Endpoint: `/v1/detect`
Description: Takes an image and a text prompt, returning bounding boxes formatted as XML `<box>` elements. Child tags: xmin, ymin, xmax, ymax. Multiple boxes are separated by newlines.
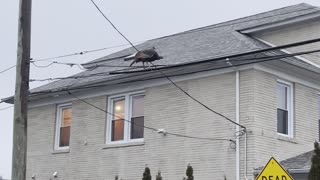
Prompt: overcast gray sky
<box><xmin>1</xmin><ymin>0</ymin><xmax>320</xmax><ymax>178</ymax></box>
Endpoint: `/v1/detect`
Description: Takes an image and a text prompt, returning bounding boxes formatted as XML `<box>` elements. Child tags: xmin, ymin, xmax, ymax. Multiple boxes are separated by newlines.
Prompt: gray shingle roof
<box><xmin>22</xmin><ymin>3</ymin><xmax>320</xmax><ymax>96</ymax></box>
<box><xmin>255</xmin><ymin>150</ymin><xmax>313</xmax><ymax>173</ymax></box>
<box><xmin>280</xmin><ymin>151</ymin><xmax>313</xmax><ymax>170</ymax></box>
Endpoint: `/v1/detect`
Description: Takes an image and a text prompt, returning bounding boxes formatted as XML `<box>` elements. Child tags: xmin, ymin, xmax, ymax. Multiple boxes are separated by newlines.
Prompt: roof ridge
<box><xmin>154</xmin><ymin>3</ymin><xmax>317</xmax><ymax>40</ymax></box>
<box><xmin>210</xmin><ymin>3</ymin><xmax>316</xmax><ymax>27</ymax></box>
<box><xmin>83</xmin><ymin>3</ymin><xmax>318</xmax><ymax>67</ymax></box>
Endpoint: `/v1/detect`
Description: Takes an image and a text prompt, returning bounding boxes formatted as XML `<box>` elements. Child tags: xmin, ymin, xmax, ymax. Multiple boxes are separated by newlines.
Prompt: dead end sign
<box><xmin>256</xmin><ymin>157</ymin><xmax>293</xmax><ymax>180</ymax></box>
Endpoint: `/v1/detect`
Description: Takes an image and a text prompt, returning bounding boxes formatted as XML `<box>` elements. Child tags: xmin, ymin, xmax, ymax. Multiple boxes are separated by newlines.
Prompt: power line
<box><xmin>109</xmin><ymin>38</ymin><xmax>320</xmax><ymax>74</ymax></box>
<box><xmin>30</xmin><ymin>48</ymin><xmax>320</xmax><ymax>130</ymax></box>
<box><xmin>149</xmin><ymin>62</ymin><xmax>246</xmax><ymax>129</ymax></box>
<box><xmin>19</xmin><ymin>50</ymin><xmax>318</xmax><ymax>129</ymax></box>
<box><xmin>31</xmin><ymin>61</ymin><xmax>56</xmax><ymax>68</ymax></box>
<box><xmin>1</xmin><ymin>7</ymin><xmax>318</xmax><ymax>75</ymax></box>
<box><xmin>28</xmin><ymin>64</ymin><xmax>171</xmax><ymax>82</ymax></box>
<box><xmin>31</xmin><ymin>61</ymin><xmax>86</xmax><ymax>70</ymax></box>
<box><xmin>52</xmin><ymin>46</ymin><xmax>320</xmax><ymax>134</ymax></box>
<box><xmin>31</xmin><ymin>60</ymin><xmax>168</xmax><ymax>71</ymax></box>
<box><xmin>110</xmin><ymin>48</ymin><xmax>320</xmax><ymax>74</ymax></box>
<box><xmin>0</xmin><ymin>106</ymin><xmax>14</xmax><ymax>111</ymax></box>
<box><xmin>0</xmin><ymin>65</ymin><xmax>16</xmax><ymax>74</ymax></box>
<box><xmin>29</xmin><ymin>47</ymin><xmax>320</xmax><ymax>82</ymax></box>
<box><xmin>0</xmin><ymin>42</ymin><xmax>144</xmax><ymax>75</ymax></box>
<box><xmin>27</xmin><ymin>47</ymin><xmax>320</xmax><ymax>96</ymax></box>
<box><xmin>86</xmin><ymin>63</ymin><xmax>168</xmax><ymax>69</ymax></box>
<box><xmin>73</xmin><ymin>6</ymin><xmax>319</xmax><ymax>66</ymax></box>
<box><xmin>29</xmin><ymin>69</ymin><xmax>130</xmax><ymax>82</ymax></box>
<box><xmin>31</xmin><ymin>42</ymin><xmax>143</xmax><ymax>62</ymax></box>
<box><xmin>32</xmin><ymin>52</ymin><xmax>86</xmax><ymax>62</ymax></box>
<box><xmin>67</xmin><ymin>90</ymin><xmax>233</xmax><ymax>142</ymax></box>
<box><xmin>89</xmin><ymin>0</ymin><xmax>139</xmax><ymax>52</ymax></box>
<box><xmin>8</xmin><ymin>38</ymin><xmax>320</xmax><ymax>110</ymax></box>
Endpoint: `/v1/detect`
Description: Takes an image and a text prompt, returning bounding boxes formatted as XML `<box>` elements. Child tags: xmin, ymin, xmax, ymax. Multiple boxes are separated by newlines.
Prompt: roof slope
<box><xmin>255</xmin><ymin>150</ymin><xmax>313</xmax><ymax>172</ymax></box>
<box><xmin>30</xmin><ymin>3</ymin><xmax>320</xmax><ymax>94</ymax></box>
<box><xmin>280</xmin><ymin>150</ymin><xmax>313</xmax><ymax>170</ymax></box>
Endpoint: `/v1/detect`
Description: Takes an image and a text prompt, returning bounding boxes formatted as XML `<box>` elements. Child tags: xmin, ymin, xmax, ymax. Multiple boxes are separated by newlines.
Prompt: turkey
<box><xmin>125</xmin><ymin>47</ymin><xmax>163</xmax><ymax>67</ymax></box>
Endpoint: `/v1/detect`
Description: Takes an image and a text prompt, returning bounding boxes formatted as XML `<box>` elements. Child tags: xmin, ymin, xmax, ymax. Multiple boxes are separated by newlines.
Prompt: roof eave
<box><xmin>240</xmin><ymin>11</ymin><xmax>320</xmax><ymax>34</ymax></box>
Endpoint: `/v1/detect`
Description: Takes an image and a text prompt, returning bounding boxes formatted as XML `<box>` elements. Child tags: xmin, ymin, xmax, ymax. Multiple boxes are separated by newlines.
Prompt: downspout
<box><xmin>244</xmin><ymin>129</ymin><xmax>249</xmax><ymax>180</ymax></box>
<box><xmin>236</xmin><ymin>70</ymin><xmax>240</xmax><ymax>180</ymax></box>
<box><xmin>236</xmin><ymin>70</ymin><xmax>249</xmax><ymax>180</ymax></box>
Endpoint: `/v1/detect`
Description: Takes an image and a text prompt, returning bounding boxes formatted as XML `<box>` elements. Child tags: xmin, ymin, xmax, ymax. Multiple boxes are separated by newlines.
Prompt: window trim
<box><xmin>106</xmin><ymin>91</ymin><xmax>145</xmax><ymax>144</ymax></box>
<box><xmin>54</xmin><ymin>103</ymin><xmax>72</xmax><ymax>150</ymax></box>
<box><xmin>276</xmin><ymin>79</ymin><xmax>293</xmax><ymax>137</ymax></box>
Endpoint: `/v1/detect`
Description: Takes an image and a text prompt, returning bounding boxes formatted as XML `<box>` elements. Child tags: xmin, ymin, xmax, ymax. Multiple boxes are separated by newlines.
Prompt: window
<box><xmin>55</xmin><ymin>104</ymin><xmax>72</xmax><ymax>149</ymax></box>
<box><xmin>107</xmin><ymin>93</ymin><xmax>144</xmax><ymax>143</ymax></box>
<box><xmin>276</xmin><ymin>80</ymin><xmax>293</xmax><ymax>136</ymax></box>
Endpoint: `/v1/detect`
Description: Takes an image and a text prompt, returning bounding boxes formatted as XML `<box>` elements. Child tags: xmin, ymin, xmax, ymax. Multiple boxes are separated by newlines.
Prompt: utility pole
<box><xmin>12</xmin><ymin>0</ymin><xmax>32</xmax><ymax>180</ymax></box>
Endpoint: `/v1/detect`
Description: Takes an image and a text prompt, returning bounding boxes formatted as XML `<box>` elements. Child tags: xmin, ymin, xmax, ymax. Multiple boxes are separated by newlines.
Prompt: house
<box><xmin>3</xmin><ymin>3</ymin><xmax>320</xmax><ymax>180</ymax></box>
<box><xmin>254</xmin><ymin>150</ymin><xmax>314</xmax><ymax>180</ymax></box>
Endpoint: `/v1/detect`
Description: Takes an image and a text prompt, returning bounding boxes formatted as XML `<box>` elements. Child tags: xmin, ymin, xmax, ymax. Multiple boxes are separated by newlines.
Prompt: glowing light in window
<box><xmin>115</xmin><ymin>105</ymin><xmax>122</xmax><ymax>111</ymax></box>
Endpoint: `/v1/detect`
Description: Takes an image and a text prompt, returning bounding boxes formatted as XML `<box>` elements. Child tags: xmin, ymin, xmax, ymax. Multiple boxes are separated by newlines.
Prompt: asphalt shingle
<box><xmin>26</xmin><ymin>3</ymin><xmax>320</xmax><ymax>94</ymax></box>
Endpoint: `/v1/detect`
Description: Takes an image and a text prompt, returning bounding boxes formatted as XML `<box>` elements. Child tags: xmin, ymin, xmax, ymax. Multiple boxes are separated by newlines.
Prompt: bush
<box><xmin>185</xmin><ymin>164</ymin><xmax>194</xmax><ymax>180</ymax></box>
<box><xmin>143</xmin><ymin>167</ymin><xmax>152</xmax><ymax>180</ymax></box>
<box><xmin>309</xmin><ymin>141</ymin><xmax>320</xmax><ymax>180</ymax></box>
<box><xmin>156</xmin><ymin>171</ymin><xmax>162</xmax><ymax>180</ymax></box>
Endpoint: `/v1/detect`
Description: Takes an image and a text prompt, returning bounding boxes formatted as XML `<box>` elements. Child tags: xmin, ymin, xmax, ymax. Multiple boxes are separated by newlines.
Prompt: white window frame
<box><xmin>276</xmin><ymin>79</ymin><xmax>294</xmax><ymax>137</ymax></box>
<box><xmin>54</xmin><ymin>103</ymin><xmax>72</xmax><ymax>150</ymax></box>
<box><xmin>106</xmin><ymin>91</ymin><xmax>144</xmax><ymax>144</ymax></box>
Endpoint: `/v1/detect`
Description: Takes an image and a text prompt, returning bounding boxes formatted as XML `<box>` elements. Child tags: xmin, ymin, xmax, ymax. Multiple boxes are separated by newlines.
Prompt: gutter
<box><xmin>287</xmin><ymin>168</ymin><xmax>310</xmax><ymax>174</ymax></box>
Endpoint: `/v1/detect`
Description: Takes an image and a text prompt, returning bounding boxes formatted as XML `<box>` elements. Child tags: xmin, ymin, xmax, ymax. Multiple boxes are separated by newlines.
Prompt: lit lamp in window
<box><xmin>115</xmin><ymin>105</ymin><xmax>122</xmax><ymax>112</ymax></box>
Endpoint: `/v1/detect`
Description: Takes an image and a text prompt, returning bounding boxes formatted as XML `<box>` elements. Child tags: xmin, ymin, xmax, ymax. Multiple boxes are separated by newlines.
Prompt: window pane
<box><xmin>112</xmin><ymin>119</ymin><xmax>124</xmax><ymax>141</ymax></box>
<box><xmin>113</xmin><ymin>99</ymin><xmax>125</xmax><ymax>120</ymax></box>
<box><xmin>112</xmin><ymin>99</ymin><xmax>125</xmax><ymax>141</ymax></box>
<box><xmin>132</xmin><ymin>95</ymin><xmax>144</xmax><ymax>117</ymax></box>
<box><xmin>131</xmin><ymin>95</ymin><xmax>144</xmax><ymax>139</ymax></box>
<box><xmin>277</xmin><ymin>84</ymin><xmax>287</xmax><ymax>110</ymax></box>
<box><xmin>60</xmin><ymin>126</ymin><xmax>70</xmax><ymax>147</ymax></box>
<box><xmin>277</xmin><ymin>108</ymin><xmax>288</xmax><ymax>134</ymax></box>
<box><xmin>59</xmin><ymin>107</ymin><xmax>72</xmax><ymax>147</ymax></box>
<box><xmin>131</xmin><ymin>117</ymin><xmax>144</xmax><ymax>139</ymax></box>
<box><xmin>61</xmin><ymin>108</ymin><xmax>72</xmax><ymax>127</ymax></box>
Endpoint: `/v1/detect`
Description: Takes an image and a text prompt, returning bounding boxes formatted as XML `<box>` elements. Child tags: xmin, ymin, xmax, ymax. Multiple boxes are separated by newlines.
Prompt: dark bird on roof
<box><xmin>125</xmin><ymin>47</ymin><xmax>163</xmax><ymax>67</ymax></box>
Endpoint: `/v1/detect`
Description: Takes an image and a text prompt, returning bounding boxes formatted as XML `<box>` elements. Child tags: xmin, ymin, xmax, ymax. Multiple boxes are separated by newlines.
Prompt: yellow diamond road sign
<box><xmin>256</xmin><ymin>157</ymin><xmax>293</xmax><ymax>180</ymax></box>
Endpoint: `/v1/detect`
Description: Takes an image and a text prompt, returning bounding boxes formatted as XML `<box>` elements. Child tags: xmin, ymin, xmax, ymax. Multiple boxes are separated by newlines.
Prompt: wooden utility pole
<box><xmin>12</xmin><ymin>0</ymin><xmax>32</xmax><ymax>180</ymax></box>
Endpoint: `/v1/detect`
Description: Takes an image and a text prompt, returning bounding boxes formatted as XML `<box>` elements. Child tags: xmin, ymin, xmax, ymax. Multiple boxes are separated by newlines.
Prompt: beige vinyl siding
<box><xmin>244</xmin><ymin>70</ymin><xmax>319</xmax><ymax>179</ymax></box>
<box><xmin>26</xmin><ymin>68</ymin><xmax>320</xmax><ymax>180</ymax></box>
<box><xmin>26</xmin><ymin>73</ymin><xmax>237</xmax><ymax>180</ymax></box>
